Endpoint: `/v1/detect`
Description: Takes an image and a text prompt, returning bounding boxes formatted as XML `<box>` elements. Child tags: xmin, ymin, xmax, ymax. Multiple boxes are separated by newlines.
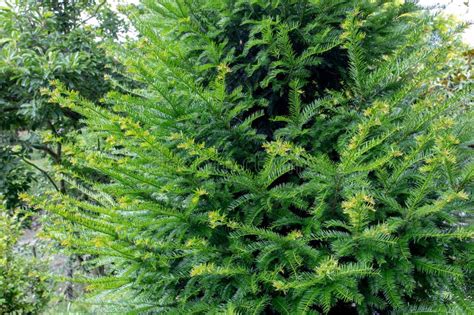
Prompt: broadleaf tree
<box><xmin>0</xmin><ymin>0</ymin><xmax>126</xmax><ymax>207</ymax></box>
<box><xmin>0</xmin><ymin>0</ymin><xmax>128</xmax><ymax>309</ymax></box>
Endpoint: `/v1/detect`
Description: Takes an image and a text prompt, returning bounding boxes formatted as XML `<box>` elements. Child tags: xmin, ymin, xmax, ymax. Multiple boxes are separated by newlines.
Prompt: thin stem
<box><xmin>22</xmin><ymin>157</ymin><xmax>60</xmax><ymax>192</ymax></box>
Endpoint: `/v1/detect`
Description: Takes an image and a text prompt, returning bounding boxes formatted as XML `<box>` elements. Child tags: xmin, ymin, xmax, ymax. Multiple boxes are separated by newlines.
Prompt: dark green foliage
<box><xmin>33</xmin><ymin>0</ymin><xmax>473</xmax><ymax>313</ymax></box>
<box><xmin>0</xmin><ymin>145</ymin><xmax>33</xmax><ymax>209</ymax></box>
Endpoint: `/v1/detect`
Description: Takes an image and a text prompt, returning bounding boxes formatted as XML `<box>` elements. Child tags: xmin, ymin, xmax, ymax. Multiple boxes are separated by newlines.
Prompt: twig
<box><xmin>79</xmin><ymin>0</ymin><xmax>107</xmax><ymax>26</ymax></box>
<box><xmin>22</xmin><ymin>157</ymin><xmax>60</xmax><ymax>192</ymax></box>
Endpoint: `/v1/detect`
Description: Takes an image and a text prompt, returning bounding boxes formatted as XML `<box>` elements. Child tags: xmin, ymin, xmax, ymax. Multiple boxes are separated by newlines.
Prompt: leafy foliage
<box><xmin>0</xmin><ymin>145</ymin><xmax>34</xmax><ymax>209</ymax></box>
<box><xmin>0</xmin><ymin>0</ymin><xmax>127</xmax><ymax>208</ymax></box>
<box><xmin>32</xmin><ymin>0</ymin><xmax>473</xmax><ymax>313</ymax></box>
<box><xmin>0</xmin><ymin>200</ymin><xmax>51</xmax><ymax>313</ymax></box>
<box><xmin>0</xmin><ymin>0</ymin><xmax>129</xmax><ymax>309</ymax></box>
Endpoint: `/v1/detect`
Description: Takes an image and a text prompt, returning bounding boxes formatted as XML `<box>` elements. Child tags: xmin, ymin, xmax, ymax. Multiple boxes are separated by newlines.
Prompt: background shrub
<box><xmin>0</xmin><ymin>201</ymin><xmax>50</xmax><ymax>313</ymax></box>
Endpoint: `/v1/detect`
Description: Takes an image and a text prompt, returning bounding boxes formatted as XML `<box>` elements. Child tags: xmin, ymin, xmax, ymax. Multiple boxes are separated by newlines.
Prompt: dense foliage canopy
<box><xmin>22</xmin><ymin>0</ymin><xmax>474</xmax><ymax>313</ymax></box>
<box><xmin>0</xmin><ymin>0</ymin><xmax>125</xmax><ymax>208</ymax></box>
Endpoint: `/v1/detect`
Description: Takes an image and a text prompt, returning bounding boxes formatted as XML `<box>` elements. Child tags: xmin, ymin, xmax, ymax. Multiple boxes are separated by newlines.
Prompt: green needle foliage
<box><xmin>30</xmin><ymin>0</ymin><xmax>473</xmax><ymax>313</ymax></box>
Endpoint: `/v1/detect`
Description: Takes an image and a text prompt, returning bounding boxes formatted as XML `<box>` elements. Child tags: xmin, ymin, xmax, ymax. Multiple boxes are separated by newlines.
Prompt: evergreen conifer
<box><xmin>30</xmin><ymin>0</ymin><xmax>473</xmax><ymax>313</ymax></box>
